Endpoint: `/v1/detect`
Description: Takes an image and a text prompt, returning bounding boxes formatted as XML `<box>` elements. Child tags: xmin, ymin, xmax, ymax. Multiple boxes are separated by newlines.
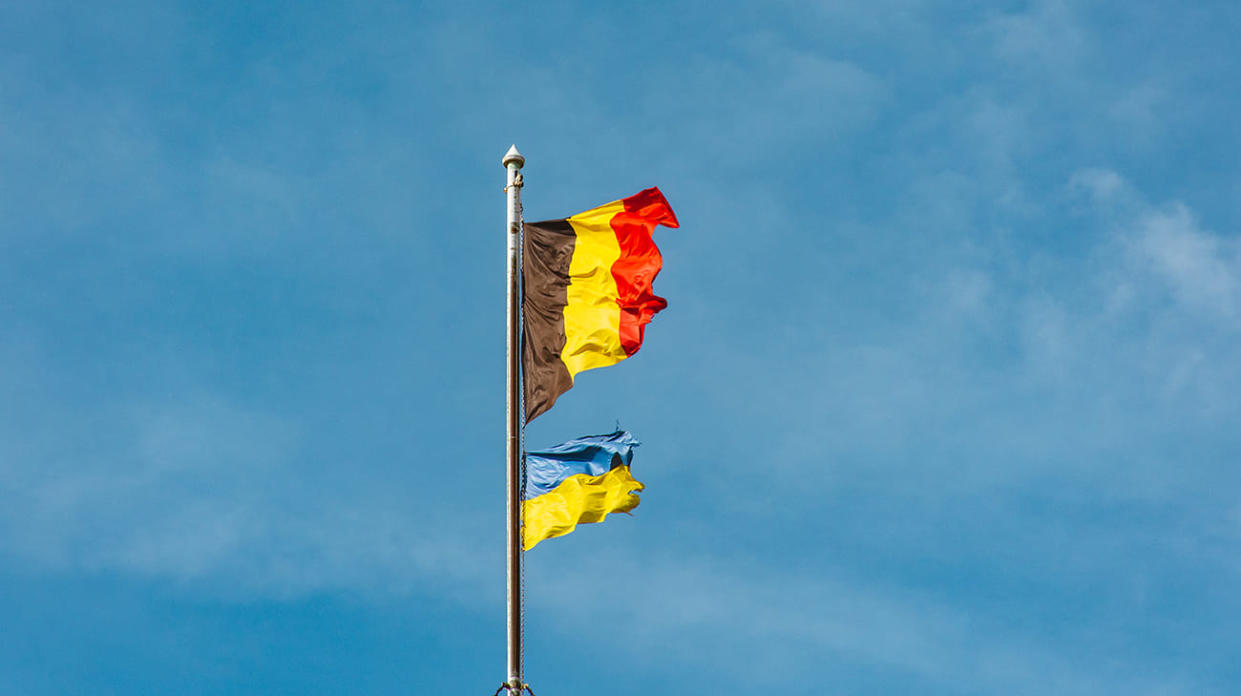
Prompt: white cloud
<box><xmin>1069</xmin><ymin>168</ymin><xmax>1127</xmax><ymax>205</ymax></box>
<box><xmin>0</xmin><ymin>385</ymin><xmax>493</xmax><ymax>600</ymax></box>
<box><xmin>943</xmin><ymin>268</ymin><xmax>993</xmax><ymax>317</ymax></box>
<box><xmin>984</xmin><ymin>0</ymin><xmax>1087</xmax><ymax>71</ymax></box>
<box><xmin>1109</xmin><ymin>82</ymin><xmax>1169</xmax><ymax>138</ymax></box>
<box><xmin>527</xmin><ymin>550</ymin><xmax>1205</xmax><ymax>694</ymax></box>
<box><xmin>1069</xmin><ymin>167</ymin><xmax>1241</xmax><ymax>318</ymax></box>
<box><xmin>667</xmin><ymin>166</ymin><xmax>1241</xmax><ymax>509</ymax></box>
<box><xmin>1130</xmin><ymin>203</ymin><xmax>1241</xmax><ymax>317</ymax></box>
<box><xmin>647</xmin><ymin>37</ymin><xmax>888</xmax><ymax>163</ymax></box>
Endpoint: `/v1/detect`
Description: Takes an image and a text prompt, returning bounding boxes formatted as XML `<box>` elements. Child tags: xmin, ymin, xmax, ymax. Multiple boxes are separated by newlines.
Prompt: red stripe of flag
<box><xmin>610</xmin><ymin>188</ymin><xmax>678</xmax><ymax>356</ymax></box>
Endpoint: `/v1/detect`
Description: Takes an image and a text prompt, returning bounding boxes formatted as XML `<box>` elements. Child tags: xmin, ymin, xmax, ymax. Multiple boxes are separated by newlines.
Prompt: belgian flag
<box><xmin>522</xmin><ymin>188</ymin><xmax>679</xmax><ymax>421</ymax></box>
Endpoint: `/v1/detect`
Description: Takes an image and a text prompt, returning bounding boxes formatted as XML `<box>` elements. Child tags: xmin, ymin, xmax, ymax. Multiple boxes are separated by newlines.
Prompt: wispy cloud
<box><xmin>1128</xmin><ymin>203</ymin><xmax>1241</xmax><ymax>317</ymax></box>
<box><xmin>527</xmin><ymin>548</ymin><xmax>1206</xmax><ymax>694</ymax></box>
<box><xmin>0</xmin><ymin>378</ymin><xmax>493</xmax><ymax>600</ymax></box>
<box><xmin>983</xmin><ymin>0</ymin><xmax>1088</xmax><ymax>71</ymax></box>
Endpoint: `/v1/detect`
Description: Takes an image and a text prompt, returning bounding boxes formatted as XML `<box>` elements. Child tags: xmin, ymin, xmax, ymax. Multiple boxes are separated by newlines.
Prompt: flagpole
<box><xmin>502</xmin><ymin>144</ymin><xmax>525</xmax><ymax>694</ymax></box>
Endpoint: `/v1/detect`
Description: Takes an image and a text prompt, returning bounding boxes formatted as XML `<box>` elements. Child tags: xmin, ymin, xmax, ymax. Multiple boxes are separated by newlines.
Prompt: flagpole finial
<box><xmin>503</xmin><ymin>144</ymin><xmax>525</xmax><ymax>169</ymax></box>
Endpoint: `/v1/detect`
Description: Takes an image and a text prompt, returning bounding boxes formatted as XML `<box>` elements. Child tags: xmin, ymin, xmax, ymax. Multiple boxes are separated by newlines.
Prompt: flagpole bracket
<box><xmin>493</xmin><ymin>682</ymin><xmax>536</xmax><ymax>695</ymax></box>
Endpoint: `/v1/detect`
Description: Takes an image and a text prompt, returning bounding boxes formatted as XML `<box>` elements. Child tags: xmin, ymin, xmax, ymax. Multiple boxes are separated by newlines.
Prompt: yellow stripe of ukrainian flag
<box><xmin>561</xmin><ymin>201</ymin><xmax>628</xmax><ymax>379</ymax></box>
<box><xmin>521</xmin><ymin>466</ymin><xmax>644</xmax><ymax>550</ymax></box>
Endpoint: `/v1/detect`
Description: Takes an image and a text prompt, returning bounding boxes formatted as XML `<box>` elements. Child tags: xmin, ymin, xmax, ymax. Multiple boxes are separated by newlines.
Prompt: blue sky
<box><xmin>3</xmin><ymin>1</ymin><xmax>1241</xmax><ymax>693</ymax></box>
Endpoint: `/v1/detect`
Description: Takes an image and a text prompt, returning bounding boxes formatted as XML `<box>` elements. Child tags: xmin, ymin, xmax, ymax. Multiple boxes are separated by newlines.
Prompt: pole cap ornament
<box><xmin>502</xmin><ymin>144</ymin><xmax>525</xmax><ymax>168</ymax></box>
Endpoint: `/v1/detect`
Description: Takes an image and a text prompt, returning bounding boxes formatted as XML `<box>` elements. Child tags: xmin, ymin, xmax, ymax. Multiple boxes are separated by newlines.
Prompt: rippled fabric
<box><xmin>522</xmin><ymin>431</ymin><xmax>643</xmax><ymax>550</ymax></box>
<box><xmin>522</xmin><ymin>467</ymin><xmax>644</xmax><ymax>550</ymax></box>
<box><xmin>522</xmin><ymin>188</ymin><xmax>678</xmax><ymax>421</ymax></box>
<box><xmin>524</xmin><ymin>430</ymin><xmax>639</xmax><ymax>498</ymax></box>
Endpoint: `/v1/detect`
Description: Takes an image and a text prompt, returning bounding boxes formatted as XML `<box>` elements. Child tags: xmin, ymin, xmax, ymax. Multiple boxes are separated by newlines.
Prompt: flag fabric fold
<box><xmin>522</xmin><ymin>431</ymin><xmax>643</xmax><ymax>550</ymax></box>
<box><xmin>522</xmin><ymin>188</ymin><xmax>678</xmax><ymax>421</ymax></box>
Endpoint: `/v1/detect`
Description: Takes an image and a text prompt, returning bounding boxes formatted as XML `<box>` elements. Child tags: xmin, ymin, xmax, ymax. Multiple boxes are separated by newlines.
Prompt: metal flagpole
<box><xmin>502</xmin><ymin>144</ymin><xmax>525</xmax><ymax>694</ymax></box>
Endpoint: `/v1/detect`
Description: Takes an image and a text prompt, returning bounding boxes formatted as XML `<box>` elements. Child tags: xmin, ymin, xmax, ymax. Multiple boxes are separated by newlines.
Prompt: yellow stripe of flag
<box><xmin>521</xmin><ymin>465</ymin><xmax>644</xmax><ymax>551</ymax></box>
<box><xmin>561</xmin><ymin>201</ymin><xmax>628</xmax><ymax>377</ymax></box>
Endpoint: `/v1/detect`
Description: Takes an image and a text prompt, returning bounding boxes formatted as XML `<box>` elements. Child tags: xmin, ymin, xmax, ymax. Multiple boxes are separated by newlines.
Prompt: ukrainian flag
<box><xmin>522</xmin><ymin>431</ymin><xmax>643</xmax><ymax>550</ymax></box>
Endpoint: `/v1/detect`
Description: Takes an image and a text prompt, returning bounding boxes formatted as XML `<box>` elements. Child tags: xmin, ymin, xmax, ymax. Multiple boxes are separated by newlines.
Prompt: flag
<box><xmin>522</xmin><ymin>430</ymin><xmax>643</xmax><ymax>550</ymax></box>
<box><xmin>522</xmin><ymin>188</ymin><xmax>678</xmax><ymax>421</ymax></box>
